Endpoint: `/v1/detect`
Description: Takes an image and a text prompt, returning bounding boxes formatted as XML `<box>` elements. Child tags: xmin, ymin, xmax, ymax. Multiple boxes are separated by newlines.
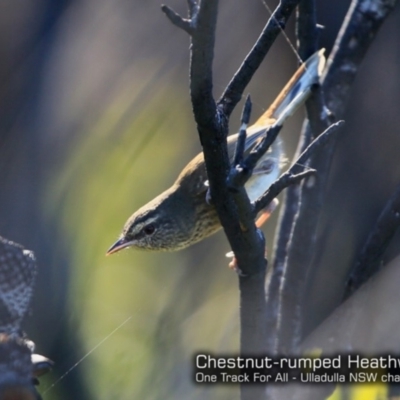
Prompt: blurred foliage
<box><xmin>43</xmin><ymin>61</ymin><xmax>241</xmax><ymax>399</ymax></box>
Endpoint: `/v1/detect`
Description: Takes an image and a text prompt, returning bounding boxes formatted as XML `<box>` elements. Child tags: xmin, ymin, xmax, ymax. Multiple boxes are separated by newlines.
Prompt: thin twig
<box><xmin>292</xmin><ymin>120</ymin><xmax>343</xmax><ymax>171</ymax></box>
<box><xmin>161</xmin><ymin>5</ymin><xmax>193</xmax><ymax>34</ymax></box>
<box><xmin>255</xmin><ymin>121</ymin><xmax>344</xmax><ymax>213</ymax></box>
<box><xmin>233</xmin><ymin>95</ymin><xmax>252</xmax><ymax>167</ymax></box>
<box><xmin>257</xmin><ymin>169</ymin><xmax>316</xmax><ymax>212</ymax></box>
<box><xmin>218</xmin><ymin>0</ymin><xmax>302</xmax><ymax>117</ymax></box>
<box><xmin>228</xmin><ymin>123</ymin><xmax>283</xmax><ymax>193</ymax></box>
<box><xmin>245</xmin><ymin>125</ymin><xmax>282</xmax><ymax>172</ymax></box>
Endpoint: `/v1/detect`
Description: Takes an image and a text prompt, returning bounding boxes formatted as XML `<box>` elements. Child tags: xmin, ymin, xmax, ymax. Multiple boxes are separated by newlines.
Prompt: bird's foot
<box><xmin>226</xmin><ymin>249</ymin><xmax>268</xmax><ymax>275</ymax></box>
<box><xmin>226</xmin><ymin>252</ymin><xmax>247</xmax><ymax>276</ymax></box>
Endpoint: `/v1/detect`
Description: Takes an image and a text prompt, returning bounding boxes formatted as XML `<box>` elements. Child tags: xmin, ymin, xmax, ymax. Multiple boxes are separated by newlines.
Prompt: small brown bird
<box><xmin>106</xmin><ymin>50</ymin><xmax>325</xmax><ymax>255</ymax></box>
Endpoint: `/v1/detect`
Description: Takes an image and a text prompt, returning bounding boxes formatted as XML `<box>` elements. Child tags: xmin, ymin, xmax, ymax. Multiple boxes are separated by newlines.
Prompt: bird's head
<box><xmin>106</xmin><ymin>187</ymin><xmax>194</xmax><ymax>254</ymax></box>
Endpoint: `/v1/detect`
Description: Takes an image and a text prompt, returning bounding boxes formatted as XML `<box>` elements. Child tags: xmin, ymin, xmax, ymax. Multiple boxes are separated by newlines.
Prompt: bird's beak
<box><xmin>106</xmin><ymin>238</ymin><xmax>132</xmax><ymax>256</ymax></box>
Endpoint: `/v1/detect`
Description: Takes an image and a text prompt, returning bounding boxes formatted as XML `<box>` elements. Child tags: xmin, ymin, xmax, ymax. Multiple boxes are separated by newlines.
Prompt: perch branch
<box><xmin>162</xmin><ymin>3</ymin><xmax>305</xmax><ymax>399</ymax></box>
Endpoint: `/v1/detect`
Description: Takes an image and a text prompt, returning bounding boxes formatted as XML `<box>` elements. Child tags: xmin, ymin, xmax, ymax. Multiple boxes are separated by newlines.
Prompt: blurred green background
<box><xmin>0</xmin><ymin>0</ymin><xmax>400</xmax><ymax>399</ymax></box>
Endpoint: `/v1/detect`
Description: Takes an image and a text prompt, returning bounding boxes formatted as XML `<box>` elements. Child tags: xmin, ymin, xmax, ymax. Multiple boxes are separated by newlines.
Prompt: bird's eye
<box><xmin>143</xmin><ymin>224</ymin><xmax>155</xmax><ymax>235</ymax></box>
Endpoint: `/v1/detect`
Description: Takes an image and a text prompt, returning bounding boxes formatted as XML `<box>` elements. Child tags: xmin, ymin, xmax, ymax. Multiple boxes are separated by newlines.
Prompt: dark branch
<box><xmin>263</xmin><ymin>0</ymin><xmax>327</xmax><ymax>350</ymax></box>
<box><xmin>296</xmin><ymin>0</ymin><xmax>331</xmax><ymax>138</ymax></box>
<box><xmin>163</xmin><ymin>2</ymin><xmax>269</xmax><ymax>374</ymax></box>
<box><xmin>324</xmin><ymin>0</ymin><xmax>399</xmax><ymax>118</ymax></box>
<box><xmin>161</xmin><ymin>5</ymin><xmax>193</xmax><ymax>34</ymax></box>
<box><xmin>255</xmin><ymin>169</ymin><xmax>315</xmax><ymax>213</ymax></box>
<box><xmin>274</xmin><ymin>120</ymin><xmax>343</xmax><ymax>354</ymax></box>
<box><xmin>228</xmin><ymin>123</ymin><xmax>283</xmax><ymax>192</ymax></box>
<box><xmin>296</xmin><ymin>0</ymin><xmax>318</xmax><ymax>61</ymax></box>
<box><xmin>269</xmin><ymin>0</ymin><xmax>324</xmax><ymax>317</ymax></box>
<box><xmin>227</xmin><ymin>97</ymin><xmax>261</xmax><ymax>235</ymax></box>
<box><xmin>233</xmin><ymin>94</ymin><xmax>252</xmax><ymax>167</ymax></box>
<box><xmin>346</xmin><ymin>182</ymin><xmax>400</xmax><ymax>297</ymax></box>
<box><xmin>218</xmin><ymin>0</ymin><xmax>302</xmax><ymax>117</ymax></box>
<box><xmin>245</xmin><ymin>125</ymin><xmax>282</xmax><ymax>172</ymax></box>
<box><xmin>189</xmin><ymin>1</ymin><xmax>219</xmax><ymax>129</ymax></box>
<box><xmin>162</xmin><ymin>3</ymin><xmax>325</xmax><ymax>398</ymax></box>
<box><xmin>276</xmin><ymin>0</ymin><xmax>398</xmax><ymax>354</ymax></box>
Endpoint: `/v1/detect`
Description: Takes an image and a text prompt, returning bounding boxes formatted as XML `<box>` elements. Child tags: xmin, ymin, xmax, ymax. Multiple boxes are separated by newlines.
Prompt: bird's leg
<box><xmin>227</xmin><ymin>198</ymin><xmax>279</xmax><ymax>270</ymax></box>
<box><xmin>255</xmin><ymin>198</ymin><xmax>279</xmax><ymax>228</ymax></box>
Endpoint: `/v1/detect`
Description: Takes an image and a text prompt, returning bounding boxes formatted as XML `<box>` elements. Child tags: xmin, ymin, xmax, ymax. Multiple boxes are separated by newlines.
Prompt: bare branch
<box><xmin>257</xmin><ymin>169</ymin><xmax>316</xmax><ymax>213</ymax></box>
<box><xmin>233</xmin><ymin>95</ymin><xmax>252</xmax><ymax>167</ymax></box>
<box><xmin>293</xmin><ymin>120</ymin><xmax>344</xmax><ymax>171</ymax></box>
<box><xmin>168</xmin><ymin>7</ymin><xmax>269</xmax><ymax>390</ymax></box>
<box><xmin>161</xmin><ymin>4</ymin><xmax>344</xmax><ymax>398</ymax></box>
<box><xmin>228</xmin><ymin>123</ymin><xmax>283</xmax><ymax>192</ymax></box>
<box><xmin>263</xmin><ymin>121</ymin><xmax>343</xmax><ymax>354</ymax></box>
<box><xmin>268</xmin><ymin>0</ymin><xmax>323</xmax><ymax>341</ymax></box>
<box><xmin>189</xmin><ymin>1</ymin><xmax>219</xmax><ymax>129</ymax></box>
<box><xmin>161</xmin><ymin>5</ymin><xmax>193</xmax><ymax>34</ymax></box>
<box><xmin>296</xmin><ymin>0</ymin><xmax>326</xmax><ymax>142</ymax></box>
<box><xmin>255</xmin><ymin>121</ymin><xmax>344</xmax><ymax>213</ymax></box>
<box><xmin>324</xmin><ymin>0</ymin><xmax>399</xmax><ymax>117</ymax></box>
<box><xmin>227</xmin><ymin>97</ymin><xmax>262</xmax><ymax>235</ymax></box>
<box><xmin>187</xmin><ymin>0</ymin><xmax>268</xmax><ymax>279</ymax></box>
<box><xmin>245</xmin><ymin>125</ymin><xmax>282</xmax><ymax>172</ymax></box>
<box><xmin>175</xmin><ymin>6</ymin><xmax>275</xmax><ymax>400</ymax></box>
<box><xmin>218</xmin><ymin>0</ymin><xmax>302</xmax><ymax>117</ymax></box>
<box><xmin>296</xmin><ymin>0</ymin><xmax>318</xmax><ymax>61</ymax></box>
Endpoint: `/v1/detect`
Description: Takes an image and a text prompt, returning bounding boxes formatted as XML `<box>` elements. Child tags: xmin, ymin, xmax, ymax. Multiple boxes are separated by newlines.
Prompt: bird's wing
<box><xmin>252</xmin><ymin>48</ymin><xmax>325</xmax><ymax>128</ymax></box>
<box><xmin>183</xmin><ymin>49</ymin><xmax>325</xmax><ymax>193</ymax></box>
<box><xmin>227</xmin><ymin>49</ymin><xmax>325</xmax><ymax>172</ymax></box>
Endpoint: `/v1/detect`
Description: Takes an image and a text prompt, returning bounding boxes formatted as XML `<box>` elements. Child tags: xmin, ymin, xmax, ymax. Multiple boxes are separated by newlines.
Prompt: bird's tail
<box><xmin>254</xmin><ymin>49</ymin><xmax>326</xmax><ymax>128</ymax></box>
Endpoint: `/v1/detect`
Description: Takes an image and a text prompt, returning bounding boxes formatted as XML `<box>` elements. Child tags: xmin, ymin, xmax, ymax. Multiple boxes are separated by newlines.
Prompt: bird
<box><xmin>106</xmin><ymin>49</ymin><xmax>325</xmax><ymax>256</ymax></box>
